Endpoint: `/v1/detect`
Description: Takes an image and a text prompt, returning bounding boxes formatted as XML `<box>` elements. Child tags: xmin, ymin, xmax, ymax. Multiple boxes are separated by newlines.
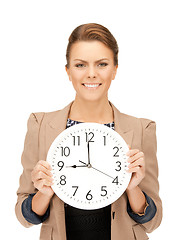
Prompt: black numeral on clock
<box><xmin>115</xmin><ymin>161</ymin><xmax>121</xmax><ymax>171</ymax></box>
<box><xmin>113</xmin><ymin>146</ymin><xmax>119</xmax><ymax>157</ymax></box>
<box><xmin>86</xmin><ymin>190</ymin><xmax>93</xmax><ymax>200</ymax></box>
<box><xmin>112</xmin><ymin>176</ymin><xmax>119</xmax><ymax>185</ymax></box>
<box><xmin>85</xmin><ymin>132</ymin><xmax>94</xmax><ymax>142</ymax></box>
<box><xmin>61</xmin><ymin>146</ymin><xmax>70</xmax><ymax>157</ymax></box>
<box><xmin>57</xmin><ymin>161</ymin><xmax>64</xmax><ymax>171</ymax></box>
<box><xmin>72</xmin><ymin>186</ymin><xmax>79</xmax><ymax>196</ymax></box>
<box><xmin>101</xmin><ymin>186</ymin><xmax>107</xmax><ymax>196</ymax></box>
<box><xmin>72</xmin><ymin>136</ymin><xmax>80</xmax><ymax>146</ymax></box>
<box><xmin>60</xmin><ymin>175</ymin><xmax>66</xmax><ymax>185</ymax></box>
<box><xmin>103</xmin><ymin>136</ymin><xmax>106</xmax><ymax>146</ymax></box>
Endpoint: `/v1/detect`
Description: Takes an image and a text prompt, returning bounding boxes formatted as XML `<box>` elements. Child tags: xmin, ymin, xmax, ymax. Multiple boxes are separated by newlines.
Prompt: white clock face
<box><xmin>47</xmin><ymin>122</ymin><xmax>131</xmax><ymax>210</ymax></box>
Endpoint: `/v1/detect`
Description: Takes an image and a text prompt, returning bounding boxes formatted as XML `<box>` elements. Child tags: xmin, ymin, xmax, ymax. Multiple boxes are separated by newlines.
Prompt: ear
<box><xmin>65</xmin><ymin>66</ymin><xmax>72</xmax><ymax>82</ymax></box>
<box><xmin>112</xmin><ymin>65</ymin><xmax>118</xmax><ymax>80</ymax></box>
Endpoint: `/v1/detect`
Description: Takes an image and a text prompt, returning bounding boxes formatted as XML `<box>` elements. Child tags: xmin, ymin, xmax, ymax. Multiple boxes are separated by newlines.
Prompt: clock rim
<box><xmin>46</xmin><ymin>122</ymin><xmax>131</xmax><ymax>210</ymax></box>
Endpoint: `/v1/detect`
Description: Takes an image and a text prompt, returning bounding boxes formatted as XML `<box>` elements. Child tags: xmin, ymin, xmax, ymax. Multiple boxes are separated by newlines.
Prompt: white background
<box><xmin>0</xmin><ymin>0</ymin><xmax>173</xmax><ymax>239</ymax></box>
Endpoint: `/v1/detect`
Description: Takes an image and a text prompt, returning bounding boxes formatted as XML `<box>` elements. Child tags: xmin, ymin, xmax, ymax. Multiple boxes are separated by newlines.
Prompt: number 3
<box><xmin>115</xmin><ymin>161</ymin><xmax>121</xmax><ymax>171</ymax></box>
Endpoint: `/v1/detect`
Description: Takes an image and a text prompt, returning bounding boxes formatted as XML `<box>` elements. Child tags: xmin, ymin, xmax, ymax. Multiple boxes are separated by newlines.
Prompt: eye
<box><xmin>98</xmin><ymin>63</ymin><xmax>108</xmax><ymax>67</ymax></box>
<box><xmin>75</xmin><ymin>64</ymin><xmax>85</xmax><ymax>68</ymax></box>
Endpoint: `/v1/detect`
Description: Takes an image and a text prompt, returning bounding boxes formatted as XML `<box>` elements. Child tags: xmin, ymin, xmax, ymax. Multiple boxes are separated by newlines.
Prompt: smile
<box><xmin>82</xmin><ymin>83</ymin><xmax>102</xmax><ymax>89</ymax></box>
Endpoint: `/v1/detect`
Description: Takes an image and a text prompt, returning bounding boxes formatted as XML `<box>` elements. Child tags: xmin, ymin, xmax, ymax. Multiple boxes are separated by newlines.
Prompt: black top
<box><xmin>65</xmin><ymin>118</ymin><xmax>115</xmax><ymax>240</ymax></box>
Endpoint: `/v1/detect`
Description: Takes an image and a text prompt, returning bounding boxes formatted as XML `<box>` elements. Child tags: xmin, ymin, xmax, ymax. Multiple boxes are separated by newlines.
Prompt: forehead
<box><xmin>70</xmin><ymin>40</ymin><xmax>113</xmax><ymax>60</ymax></box>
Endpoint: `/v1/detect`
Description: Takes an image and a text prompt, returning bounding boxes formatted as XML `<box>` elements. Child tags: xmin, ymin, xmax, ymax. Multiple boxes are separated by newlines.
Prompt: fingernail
<box><xmin>126</xmin><ymin>151</ymin><xmax>130</xmax><ymax>156</ymax></box>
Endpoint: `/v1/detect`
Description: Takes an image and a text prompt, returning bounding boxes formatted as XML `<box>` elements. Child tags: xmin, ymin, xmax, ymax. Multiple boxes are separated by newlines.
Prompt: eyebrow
<box><xmin>73</xmin><ymin>58</ymin><xmax>109</xmax><ymax>63</ymax></box>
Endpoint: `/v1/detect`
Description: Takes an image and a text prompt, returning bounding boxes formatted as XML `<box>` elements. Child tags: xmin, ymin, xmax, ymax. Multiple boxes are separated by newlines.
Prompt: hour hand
<box><xmin>79</xmin><ymin>160</ymin><xmax>88</xmax><ymax>166</ymax></box>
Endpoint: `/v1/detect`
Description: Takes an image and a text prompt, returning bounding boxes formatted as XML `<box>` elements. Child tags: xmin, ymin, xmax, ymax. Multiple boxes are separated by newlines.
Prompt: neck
<box><xmin>68</xmin><ymin>96</ymin><xmax>114</xmax><ymax>124</ymax></box>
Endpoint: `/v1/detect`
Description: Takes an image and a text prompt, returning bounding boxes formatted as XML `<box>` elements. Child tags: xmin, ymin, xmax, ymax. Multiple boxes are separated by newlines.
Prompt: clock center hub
<box><xmin>87</xmin><ymin>163</ymin><xmax>92</xmax><ymax>168</ymax></box>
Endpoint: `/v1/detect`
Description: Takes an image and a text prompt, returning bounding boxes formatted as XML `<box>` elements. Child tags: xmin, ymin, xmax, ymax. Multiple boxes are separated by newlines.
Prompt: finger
<box><xmin>126</xmin><ymin>166</ymin><xmax>141</xmax><ymax>173</ymax></box>
<box><xmin>127</xmin><ymin>151</ymin><xmax>144</xmax><ymax>163</ymax></box>
<box><xmin>32</xmin><ymin>160</ymin><xmax>52</xmax><ymax>176</ymax></box>
<box><xmin>32</xmin><ymin>170</ymin><xmax>54</xmax><ymax>183</ymax></box>
<box><xmin>31</xmin><ymin>161</ymin><xmax>53</xmax><ymax>183</ymax></box>
<box><xmin>38</xmin><ymin>160</ymin><xmax>52</xmax><ymax>170</ymax></box>
<box><xmin>126</xmin><ymin>149</ymin><xmax>140</xmax><ymax>157</ymax></box>
<box><xmin>35</xmin><ymin>164</ymin><xmax>53</xmax><ymax>177</ymax></box>
<box><xmin>43</xmin><ymin>178</ymin><xmax>54</xmax><ymax>187</ymax></box>
<box><xmin>128</xmin><ymin>157</ymin><xmax>145</xmax><ymax>169</ymax></box>
<box><xmin>34</xmin><ymin>179</ymin><xmax>53</xmax><ymax>190</ymax></box>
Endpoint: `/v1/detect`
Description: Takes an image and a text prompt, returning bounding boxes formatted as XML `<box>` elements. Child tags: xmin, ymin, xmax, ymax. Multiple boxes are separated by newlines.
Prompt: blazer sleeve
<box><xmin>15</xmin><ymin>112</ymin><xmax>44</xmax><ymax>228</ymax></box>
<box><xmin>138</xmin><ymin>119</ymin><xmax>163</xmax><ymax>233</ymax></box>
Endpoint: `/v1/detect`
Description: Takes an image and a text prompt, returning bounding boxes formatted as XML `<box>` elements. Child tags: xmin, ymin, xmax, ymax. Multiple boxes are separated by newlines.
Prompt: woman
<box><xmin>15</xmin><ymin>23</ymin><xmax>162</xmax><ymax>240</ymax></box>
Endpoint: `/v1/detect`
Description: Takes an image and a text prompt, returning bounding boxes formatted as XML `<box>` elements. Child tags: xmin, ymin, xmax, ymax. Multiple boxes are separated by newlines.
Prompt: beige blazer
<box><xmin>15</xmin><ymin>100</ymin><xmax>162</xmax><ymax>240</ymax></box>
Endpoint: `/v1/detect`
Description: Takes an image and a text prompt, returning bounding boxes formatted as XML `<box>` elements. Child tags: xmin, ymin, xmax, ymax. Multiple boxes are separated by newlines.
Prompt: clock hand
<box><xmin>87</xmin><ymin>140</ymin><xmax>91</xmax><ymax>165</ymax></box>
<box><xmin>79</xmin><ymin>160</ymin><xmax>114</xmax><ymax>179</ymax></box>
<box><xmin>66</xmin><ymin>164</ymin><xmax>87</xmax><ymax>168</ymax></box>
<box><xmin>79</xmin><ymin>160</ymin><xmax>88</xmax><ymax>166</ymax></box>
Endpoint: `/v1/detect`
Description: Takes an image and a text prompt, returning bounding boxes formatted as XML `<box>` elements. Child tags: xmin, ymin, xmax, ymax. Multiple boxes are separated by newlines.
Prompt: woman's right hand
<box><xmin>31</xmin><ymin>160</ymin><xmax>54</xmax><ymax>198</ymax></box>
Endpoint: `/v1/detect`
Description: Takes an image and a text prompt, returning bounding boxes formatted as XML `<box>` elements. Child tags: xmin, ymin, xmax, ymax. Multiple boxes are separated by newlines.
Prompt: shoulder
<box><xmin>118</xmin><ymin>112</ymin><xmax>157</xmax><ymax>148</ymax></box>
<box><xmin>111</xmin><ymin>102</ymin><xmax>155</xmax><ymax>130</ymax></box>
<box><xmin>118</xmin><ymin>110</ymin><xmax>156</xmax><ymax>130</ymax></box>
<box><xmin>28</xmin><ymin>101</ymin><xmax>73</xmax><ymax>126</ymax></box>
<box><xmin>28</xmin><ymin>109</ymin><xmax>61</xmax><ymax>125</ymax></box>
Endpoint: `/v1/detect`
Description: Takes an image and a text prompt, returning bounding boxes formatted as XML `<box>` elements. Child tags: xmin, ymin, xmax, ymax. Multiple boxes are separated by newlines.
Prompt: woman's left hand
<box><xmin>126</xmin><ymin>146</ymin><xmax>145</xmax><ymax>191</ymax></box>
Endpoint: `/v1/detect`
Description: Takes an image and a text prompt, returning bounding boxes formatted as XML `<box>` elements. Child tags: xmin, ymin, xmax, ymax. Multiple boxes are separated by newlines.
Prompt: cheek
<box><xmin>70</xmin><ymin>70</ymin><xmax>85</xmax><ymax>91</ymax></box>
<box><xmin>71</xmin><ymin>70</ymin><xmax>85</xmax><ymax>82</ymax></box>
<box><xmin>99</xmin><ymin>69</ymin><xmax>113</xmax><ymax>83</ymax></box>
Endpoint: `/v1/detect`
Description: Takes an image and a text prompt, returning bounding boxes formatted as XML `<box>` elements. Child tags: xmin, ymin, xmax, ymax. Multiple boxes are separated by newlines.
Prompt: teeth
<box><xmin>84</xmin><ymin>84</ymin><xmax>100</xmax><ymax>88</ymax></box>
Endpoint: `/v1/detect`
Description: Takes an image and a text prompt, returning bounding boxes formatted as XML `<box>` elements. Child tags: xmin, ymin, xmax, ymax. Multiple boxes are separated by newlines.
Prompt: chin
<box><xmin>80</xmin><ymin>95</ymin><xmax>105</xmax><ymax>103</ymax></box>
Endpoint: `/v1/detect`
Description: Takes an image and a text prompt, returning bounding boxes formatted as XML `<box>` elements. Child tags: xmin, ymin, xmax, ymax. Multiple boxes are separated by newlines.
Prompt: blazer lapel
<box><xmin>45</xmin><ymin>101</ymin><xmax>74</xmax><ymax>155</ymax></box>
<box><xmin>109</xmin><ymin>101</ymin><xmax>134</xmax><ymax>149</ymax></box>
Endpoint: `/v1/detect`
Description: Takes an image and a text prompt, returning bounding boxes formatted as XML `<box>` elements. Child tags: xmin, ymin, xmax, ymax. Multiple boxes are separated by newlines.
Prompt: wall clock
<box><xmin>46</xmin><ymin>122</ymin><xmax>131</xmax><ymax>210</ymax></box>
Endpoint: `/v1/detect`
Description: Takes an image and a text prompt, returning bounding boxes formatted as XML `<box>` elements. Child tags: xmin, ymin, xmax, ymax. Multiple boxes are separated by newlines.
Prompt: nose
<box><xmin>87</xmin><ymin>65</ymin><xmax>97</xmax><ymax>78</ymax></box>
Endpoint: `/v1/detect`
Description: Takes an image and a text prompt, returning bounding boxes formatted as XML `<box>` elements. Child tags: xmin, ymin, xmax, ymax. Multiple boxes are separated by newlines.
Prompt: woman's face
<box><xmin>65</xmin><ymin>40</ymin><xmax>118</xmax><ymax>102</ymax></box>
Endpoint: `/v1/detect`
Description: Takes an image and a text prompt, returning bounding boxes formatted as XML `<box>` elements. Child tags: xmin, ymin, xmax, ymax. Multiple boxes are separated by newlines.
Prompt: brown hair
<box><xmin>65</xmin><ymin>23</ymin><xmax>119</xmax><ymax>69</ymax></box>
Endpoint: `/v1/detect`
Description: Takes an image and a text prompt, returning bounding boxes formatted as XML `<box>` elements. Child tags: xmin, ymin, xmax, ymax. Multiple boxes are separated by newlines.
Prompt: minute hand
<box><xmin>87</xmin><ymin>141</ymin><xmax>90</xmax><ymax>165</ymax></box>
<box><xmin>79</xmin><ymin>160</ymin><xmax>114</xmax><ymax>180</ymax></box>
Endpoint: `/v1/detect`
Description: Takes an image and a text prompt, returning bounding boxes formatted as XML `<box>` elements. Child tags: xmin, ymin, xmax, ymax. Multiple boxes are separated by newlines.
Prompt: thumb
<box><xmin>127</xmin><ymin>144</ymin><xmax>131</xmax><ymax>150</ymax></box>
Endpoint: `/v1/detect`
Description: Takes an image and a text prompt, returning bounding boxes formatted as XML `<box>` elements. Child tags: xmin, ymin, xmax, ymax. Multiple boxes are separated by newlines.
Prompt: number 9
<box><xmin>57</xmin><ymin>161</ymin><xmax>64</xmax><ymax>171</ymax></box>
